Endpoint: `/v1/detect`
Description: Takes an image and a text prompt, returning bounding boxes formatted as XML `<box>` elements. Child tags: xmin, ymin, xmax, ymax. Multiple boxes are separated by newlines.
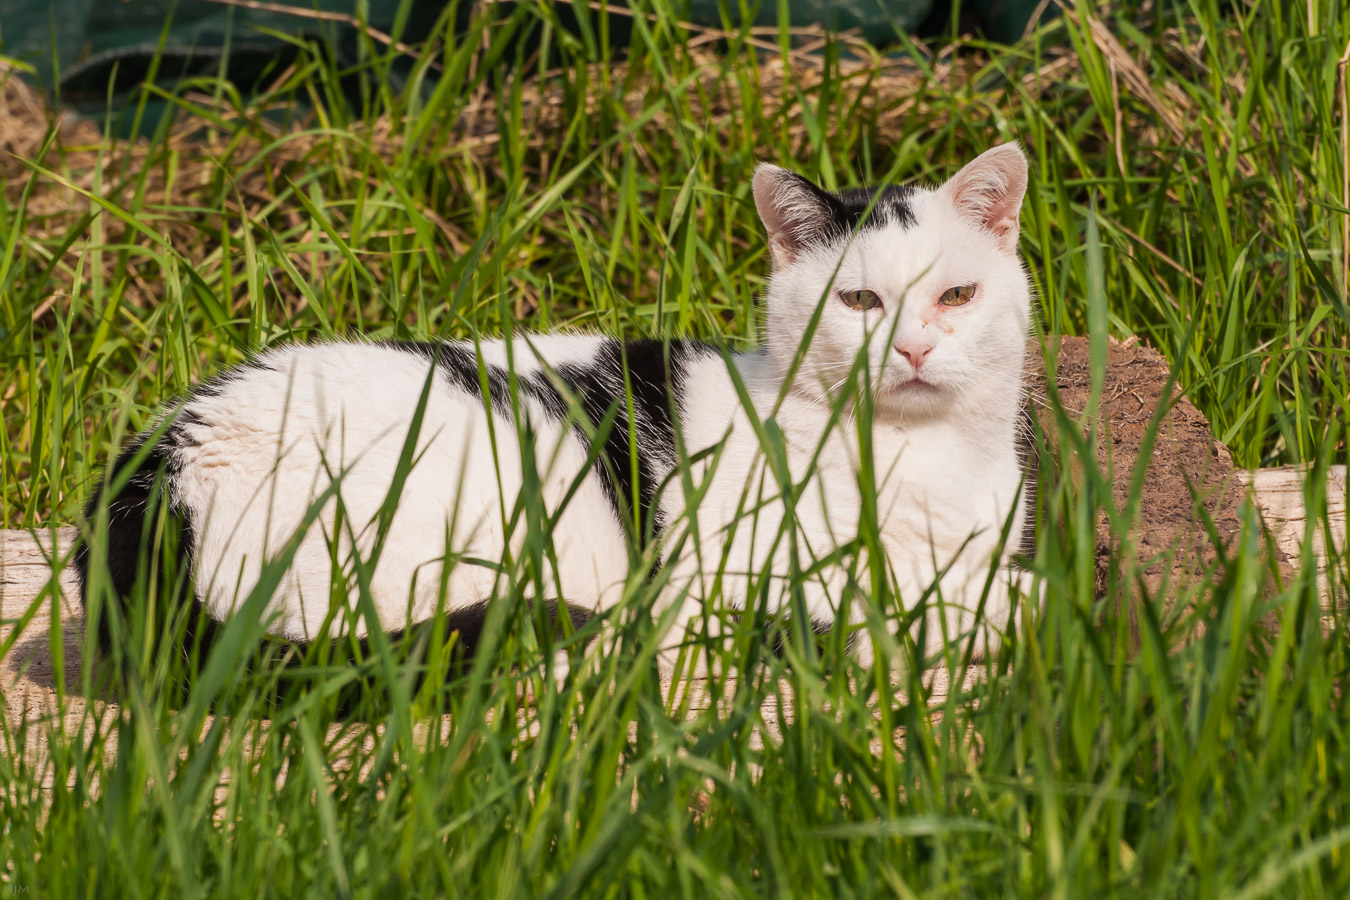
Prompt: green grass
<box><xmin>1</xmin><ymin>0</ymin><xmax>1348</xmax><ymax>895</ymax></box>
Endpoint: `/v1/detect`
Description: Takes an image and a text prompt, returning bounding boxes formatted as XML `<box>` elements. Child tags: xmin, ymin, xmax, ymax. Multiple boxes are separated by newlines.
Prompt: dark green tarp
<box><xmin>1</xmin><ymin>0</ymin><xmax>1044</xmax><ymax>120</ymax></box>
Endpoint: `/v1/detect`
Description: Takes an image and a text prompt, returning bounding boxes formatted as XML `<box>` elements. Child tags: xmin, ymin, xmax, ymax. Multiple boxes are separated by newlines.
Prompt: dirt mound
<box><xmin>1031</xmin><ymin>335</ymin><xmax>1280</xmax><ymax>638</ymax></box>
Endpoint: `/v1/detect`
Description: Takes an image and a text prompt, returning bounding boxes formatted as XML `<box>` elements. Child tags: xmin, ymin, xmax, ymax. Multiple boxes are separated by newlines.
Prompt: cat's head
<box><xmin>753</xmin><ymin>144</ymin><xmax>1032</xmax><ymax>423</ymax></box>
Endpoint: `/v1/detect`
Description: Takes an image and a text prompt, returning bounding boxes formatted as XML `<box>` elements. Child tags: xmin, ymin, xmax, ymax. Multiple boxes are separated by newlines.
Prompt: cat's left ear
<box><xmin>940</xmin><ymin>143</ymin><xmax>1028</xmax><ymax>252</ymax></box>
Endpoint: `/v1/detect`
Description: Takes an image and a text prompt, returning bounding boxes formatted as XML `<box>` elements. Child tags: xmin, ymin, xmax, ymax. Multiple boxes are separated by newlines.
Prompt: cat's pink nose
<box><xmin>896</xmin><ymin>342</ymin><xmax>933</xmax><ymax>370</ymax></box>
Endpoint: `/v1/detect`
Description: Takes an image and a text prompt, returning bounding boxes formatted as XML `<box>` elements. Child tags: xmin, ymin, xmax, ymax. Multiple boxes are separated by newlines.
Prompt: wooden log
<box><xmin>2</xmin><ymin>466</ymin><xmax>1342</xmax><ymax>692</ymax></box>
<box><xmin>1237</xmin><ymin>466</ymin><xmax>1347</xmax><ymax>573</ymax></box>
<box><xmin>0</xmin><ymin>466</ymin><xmax>1342</xmax><ymax>785</ymax></box>
<box><xmin>1</xmin><ymin>528</ymin><xmax>78</xmax><ymax>609</ymax></box>
<box><xmin>1238</xmin><ymin>466</ymin><xmax>1346</xmax><ymax>624</ymax></box>
<box><xmin>1</xmin><ymin>529</ymin><xmax>86</xmax><ymax>749</ymax></box>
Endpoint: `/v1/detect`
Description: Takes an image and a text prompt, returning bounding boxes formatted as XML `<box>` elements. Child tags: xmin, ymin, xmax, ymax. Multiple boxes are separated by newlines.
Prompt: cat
<box><xmin>75</xmin><ymin>143</ymin><xmax>1033</xmax><ymax>678</ymax></box>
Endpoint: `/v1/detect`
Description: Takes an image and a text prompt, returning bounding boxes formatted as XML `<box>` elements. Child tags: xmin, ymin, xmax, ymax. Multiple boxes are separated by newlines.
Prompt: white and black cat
<box><xmin>76</xmin><ymin>143</ymin><xmax>1033</xmax><ymax>674</ymax></box>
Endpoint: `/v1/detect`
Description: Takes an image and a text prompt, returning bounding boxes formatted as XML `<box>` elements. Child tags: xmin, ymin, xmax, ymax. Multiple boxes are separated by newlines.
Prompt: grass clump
<box><xmin>0</xmin><ymin>1</ymin><xmax>1348</xmax><ymax>896</ymax></box>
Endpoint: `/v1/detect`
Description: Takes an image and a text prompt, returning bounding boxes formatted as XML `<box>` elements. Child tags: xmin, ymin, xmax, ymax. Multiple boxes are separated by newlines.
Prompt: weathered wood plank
<box><xmin>4</xmin><ymin>468</ymin><xmax>1341</xmax><ymax>628</ymax></box>
<box><xmin>1</xmin><ymin>528</ymin><xmax>80</xmax><ymax>690</ymax></box>
<box><xmin>1</xmin><ymin>528</ymin><xmax>77</xmax><ymax>604</ymax></box>
<box><xmin>1237</xmin><ymin>465</ymin><xmax>1347</xmax><ymax>572</ymax></box>
<box><xmin>1</xmin><ymin>466</ymin><xmax>1342</xmax><ymax>730</ymax></box>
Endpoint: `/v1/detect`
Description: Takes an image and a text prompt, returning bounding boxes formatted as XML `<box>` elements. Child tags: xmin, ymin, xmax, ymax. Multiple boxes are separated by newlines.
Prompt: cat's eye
<box><xmin>839</xmin><ymin>289</ymin><xmax>883</xmax><ymax>311</ymax></box>
<box><xmin>939</xmin><ymin>284</ymin><xmax>977</xmax><ymax>307</ymax></box>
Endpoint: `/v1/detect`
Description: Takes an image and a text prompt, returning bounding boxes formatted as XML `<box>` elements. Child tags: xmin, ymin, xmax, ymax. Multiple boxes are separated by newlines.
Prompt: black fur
<box><xmin>830</xmin><ymin>184</ymin><xmax>919</xmax><ymax>233</ymax></box>
<box><xmin>383</xmin><ymin>599</ymin><xmax>592</xmax><ymax>661</ymax></box>
<box><xmin>527</xmin><ymin>339</ymin><xmax>710</xmax><ymax>539</ymax></box>
<box><xmin>769</xmin><ymin>616</ymin><xmax>858</xmax><ymax>659</ymax></box>
<box><xmin>381</xmin><ymin>340</ymin><xmax>513</xmax><ymax>417</ymax></box>
<box><xmin>385</xmin><ymin>338</ymin><xmax>713</xmax><ymax>539</ymax></box>
<box><xmin>783</xmin><ymin>173</ymin><xmax>917</xmax><ymax>248</ymax></box>
<box><xmin>75</xmin><ymin>419</ymin><xmax>198</xmax><ymax>664</ymax></box>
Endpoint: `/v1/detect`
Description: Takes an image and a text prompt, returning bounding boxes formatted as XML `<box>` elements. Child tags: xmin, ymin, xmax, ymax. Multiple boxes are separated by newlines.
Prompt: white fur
<box><xmin>148</xmin><ymin>145</ymin><xmax>1033</xmax><ymax>669</ymax></box>
<box><xmin>171</xmin><ymin>341</ymin><xmax>630</xmax><ymax>640</ymax></box>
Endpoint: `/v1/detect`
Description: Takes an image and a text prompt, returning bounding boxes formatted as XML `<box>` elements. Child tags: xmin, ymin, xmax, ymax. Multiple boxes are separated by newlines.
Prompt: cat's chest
<box><xmin>870</xmin><ymin>427</ymin><xmax>1013</xmax><ymax>539</ymax></box>
<box><xmin>777</xmin><ymin>417</ymin><xmax>1017</xmax><ymax>559</ymax></box>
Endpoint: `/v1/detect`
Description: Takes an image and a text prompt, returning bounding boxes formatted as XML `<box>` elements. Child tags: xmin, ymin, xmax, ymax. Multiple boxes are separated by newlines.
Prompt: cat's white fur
<box><xmin>177</xmin><ymin>343</ymin><xmax>634</xmax><ymax>639</ymax></box>
<box><xmin>127</xmin><ymin>144</ymin><xmax>1033</xmax><ymax>670</ymax></box>
<box><xmin>666</xmin><ymin>143</ymin><xmax>1032</xmax><ymax>664</ymax></box>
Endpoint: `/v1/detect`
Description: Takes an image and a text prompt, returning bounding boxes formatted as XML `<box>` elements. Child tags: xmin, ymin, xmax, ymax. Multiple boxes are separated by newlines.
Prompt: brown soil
<box><xmin>1028</xmin><ymin>335</ymin><xmax>1282</xmax><ymax>640</ymax></box>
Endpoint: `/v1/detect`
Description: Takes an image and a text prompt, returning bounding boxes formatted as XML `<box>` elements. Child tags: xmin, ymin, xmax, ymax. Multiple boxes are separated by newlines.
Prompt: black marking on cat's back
<box><xmin>582</xmin><ymin>339</ymin><xmax>680</xmax><ymax>539</ymax></box>
<box><xmin>74</xmin><ymin>412</ymin><xmax>202</xmax><ymax>662</ymax></box>
<box><xmin>382</xmin><ymin>340</ymin><xmax>512</xmax><ymax>417</ymax></box>
<box><xmin>384</xmin><ymin>336</ymin><xmax>713</xmax><ymax>542</ymax></box>
<box><xmin>527</xmin><ymin>339</ymin><xmax>714</xmax><ymax>542</ymax></box>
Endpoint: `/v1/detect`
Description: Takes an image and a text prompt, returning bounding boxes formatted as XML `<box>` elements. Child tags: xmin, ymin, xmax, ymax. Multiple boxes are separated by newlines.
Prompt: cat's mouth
<box><xmin>891</xmin><ymin>376</ymin><xmax>939</xmax><ymax>393</ymax></box>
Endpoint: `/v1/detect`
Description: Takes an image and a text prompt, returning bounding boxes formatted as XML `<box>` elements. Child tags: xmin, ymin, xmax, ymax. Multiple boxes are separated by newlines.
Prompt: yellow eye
<box><xmin>939</xmin><ymin>285</ymin><xmax>977</xmax><ymax>306</ymax></box>
<box><xmin>839</xmin><ymin>289</ymin><xmax>883</xmax><ymax>311</ymax></box>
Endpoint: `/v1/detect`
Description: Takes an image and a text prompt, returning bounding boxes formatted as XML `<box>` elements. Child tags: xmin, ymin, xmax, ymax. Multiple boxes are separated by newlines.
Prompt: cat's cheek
<box><xmin>928</xmin><ymin>304</ymin><xmax>967</xmax><ymax>336</ymax></box>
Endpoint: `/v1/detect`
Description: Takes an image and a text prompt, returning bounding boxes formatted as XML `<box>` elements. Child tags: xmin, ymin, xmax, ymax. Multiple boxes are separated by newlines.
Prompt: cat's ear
<box><xmin>940</xmin><ymin>143</ymin><xmax>1028</xmax><ymax>252</ymax></box>
<box><xmin>753</xmin><ymin>164</ymin><xmax>836</xmax><ymax>268</ymax></box>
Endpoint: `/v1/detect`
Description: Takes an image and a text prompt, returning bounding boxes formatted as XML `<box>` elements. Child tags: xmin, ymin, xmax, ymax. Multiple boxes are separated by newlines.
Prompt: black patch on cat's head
<box><xmin>829</xmin><ymin>184</ymin><xmax>917</xmax><ymax>238</ymax></box>
<box><xmin>753</xmin><ymin>165</ymin><xmax>916</xmax><ymax>267</ymax></box>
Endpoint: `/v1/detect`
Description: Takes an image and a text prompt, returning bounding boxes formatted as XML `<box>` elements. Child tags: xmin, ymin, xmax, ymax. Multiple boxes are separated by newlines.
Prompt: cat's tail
<box><xmin>75</xmin><ymin>422</ymin><xmax>200</xmax><ymax>667</ymax></box>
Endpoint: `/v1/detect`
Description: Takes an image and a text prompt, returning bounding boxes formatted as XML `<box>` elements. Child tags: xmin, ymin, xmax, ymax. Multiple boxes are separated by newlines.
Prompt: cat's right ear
<box><xmin>753</xmin><ymin>164</ymin><xmax>835</xmax><ymax>268</ymax></box>
<box><xmin>939</xmin><ymin>143</ymin><xmax>1029</xmax><ymax>252</ymax></box>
